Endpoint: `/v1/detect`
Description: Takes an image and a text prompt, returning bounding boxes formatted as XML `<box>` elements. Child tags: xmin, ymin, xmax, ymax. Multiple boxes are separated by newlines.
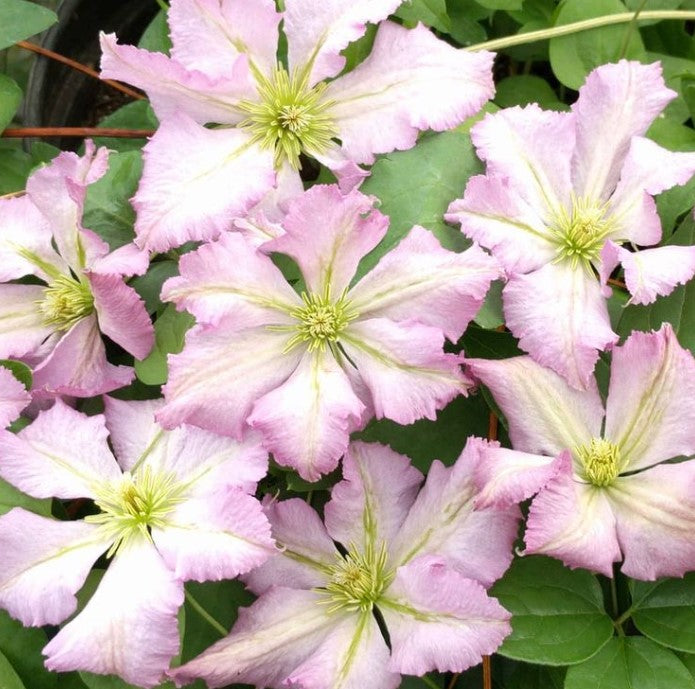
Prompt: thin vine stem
<box><xmin>15</xmin><ymin>40</ymin><xmax>144</xmax><ymax>100</ymax></box>
<box><xmin>618</xmin><ymin>0</ymin><xmax>648</xmax><ymax>59</ymax></box>
<box><xmin>420</xmin><ymin>674</ymin><xmax>442</xmax><ymax>689</ymax></box>
<box><xmin>466</xmin><ymin>10</ymin><xmax>695</xmax><ymax>52</ymax></box>
<box><xmin>184</xmin><ymin>590</ymin><xmax>228</xmax><ymax>637</ymax></box>
<box><xmin>2</xmin><ymin>127</ymin><xmax>155</xmax><ymax>138</ymax></box>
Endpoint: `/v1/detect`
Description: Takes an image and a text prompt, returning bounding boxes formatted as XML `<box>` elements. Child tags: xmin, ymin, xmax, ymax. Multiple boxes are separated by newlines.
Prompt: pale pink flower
<box><xmin>0</xmin><ymin>398</ymin><xmax>274</xmax><ymax>686</ymax></box>
<box><xmin>99</xmin><ymin>0</ymin><xmax>495</xmax><ymax>252</ymax></box>
<box><xmin>0</xmin><ymin>143</ymin><xmax>154</xmax><ymax>397</ymax></box>
<box><xmin>159</xmin><ymin>185</ymin><xmax>500</xmax><ymax>481</ymax></box>
<box><xmin>447</xmin><ymin>60</ymin><xmax>695</xmax><ymax>389</ymax></box>
<box><xmin>468</xmin><ymin>324</ymin><xmax>695</xmax><ymax>580</ymax></box>
<box><xmin>169</xmin><ymin>440</ymin><xmax>517</xmax><ymax>689</ymax></box>
<box><xmin>0</xmin><ymin>367</ymin><xmax>29</xmax><ymax>427</ymax></box>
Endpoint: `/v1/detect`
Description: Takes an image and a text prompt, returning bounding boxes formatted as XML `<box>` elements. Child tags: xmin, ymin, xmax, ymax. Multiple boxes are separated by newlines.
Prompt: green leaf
<box><xmin>0</xmin><ymin>0</ymin><xmax>57</xmax><ymax>51</ymax></box>
<box><xmin>498</xmin><ymin>657</ymin><xmax>566</xmax><ymax>689</ymax></box>
<box><xmin>0</xmin><ymin>477</ymin><xmax>51</xmax><ymax>517</ymax></box>
<box><xmin>135</xmin><ymin>305</ymin><xmax>194</xmax><ymax>386</ymax></box>
<box><xmin>395</xmin><ymin>0</ymin><xmax>452</xmax><ymax>31</ymax></box>
<box><xmin>130</xmin><ymin>261</ymin><xmax>179</xmax><ymax>314</ymax></box>
<box><xmin>138</xmin><ymin>9</ymin><xmax>172</xmax><ymax>54</ymax></box>
<box><xmin>630</xmin><ymin>574</ymin><xmax>695</xmax><ymax>653</ymax></box>
<box><xmin>0</xmin><ymin>75</ymin><xmax>22</xmax><ymax>133</ymax></box>
<box><xmin>490</xmin><ymin>556</ymin><xmax>614</xmax><ymax>665</ymax></box>
<box><xmin>617</xmin><ymin>214</ymin><xmax>695</xmax><ymax>355</ymax></box>
<box><xmin>83</xmin><ymin>151</ymin><xmax>143</xmax><ymax>250</ymax></box>
<box><xmin>0</xmin><ymin>140</ymin><xmax>58</xmax><ymax>194</ymax></box>
<box><xmin>494</xmin><ymin>75</ymin><xmax>565</xmax><ymax>110</ymax></box>
<box><xmin>93</xmin><ymin>101</ymin><xmax>158</xmax><ymax>154</ymax></box>
<box><xmin>549</xmin><ymin>0</ymin><xmax>645</xmax><ymax>89</ymax></box>
<box><xmin>473</xmin><ymin>280</ymin><xmax>504</xmax><ymax>329</ymax></box>
<box><xmin>446</xmin><ymin>0</ymin><xmax>487</xmax><ymax>45</ymax></box>
<box><xmin>0</xmin><ymin>359</ymin><xmax>31</xmax><ymax>390</ymax></box>
<box><xmin>565</xmin><ymin>637</ymin><xmax>695</xmax><ymax>689</ymax></box>
<box><xmin>356</xmin><ymin>129</ymin><xmax>481</xmax><ymax>281</ymax></box>
<box><xmin>0</xmin><ymin>648</ymin><xmax>26</xmax><ymax>689</ymax></box>
<box><xmin>80</xmin><ymin>673</ymin><xmax>175</xmax><ymax>689</ymax></box>
<box><xmin>0</xmin><ymin>611</ymin><xmax>56</xmax><ymax>689</ymax></box>
<box><xmin>475</xmin><ymin>0</ymin><xmax>523</xmax><ymax>9</ymax></box>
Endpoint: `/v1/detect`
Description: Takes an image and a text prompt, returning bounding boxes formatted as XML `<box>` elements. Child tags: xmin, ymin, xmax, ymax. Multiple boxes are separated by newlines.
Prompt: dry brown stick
<box><xmin>3</xmin><ymin>126</ymin><xmax>154</xmax><ymax>138</ymax></box>
<box><xmin>16</xmin><ymin>40</ymin><xmax>144</xmax><ymax>100</ymax></box>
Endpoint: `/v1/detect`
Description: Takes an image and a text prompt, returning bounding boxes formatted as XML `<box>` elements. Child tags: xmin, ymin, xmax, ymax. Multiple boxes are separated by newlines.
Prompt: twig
<box><xmin>16</xmin><ymin>40</ymin><xmax>144</xmax><ymax>101</ymax></box>
<box><xmin>3</xmin><ymin>127</ymin><xmax>154</xmax><ymax>138</ymax></box>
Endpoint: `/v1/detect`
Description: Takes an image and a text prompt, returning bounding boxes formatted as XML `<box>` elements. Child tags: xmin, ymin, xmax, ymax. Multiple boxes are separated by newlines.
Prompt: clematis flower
<box><xmin>0</xmin><ymin>367</ymin><xmax>29</xmax><ymax>428</ymax></box>
<box><xmin>467</xmin><ymin>324</ymin><xmax>695</xmax><ymax>580</ymax></box>
<box><xmin>169</xmin><ymin>440</ymin><xmax>517</xmax><ymax>689</ymax></box>
<box><xmin>446</xmin><ymin>60</ymin><xmax>695</xmax><ymax>389</ymax></box>
<box><xmin>158</xmin><ymin>184</ymin><xmax>500</xmax><ymax>481</ymax></box>
<box><xmin>0</xmin><ymin>143</ymin><xmax>154</xmax><ymax>397</ymax></box>
<box><xmin>99</xmin><ymin>0</ymin><xmax>495</xmax><ymax>252</ymax></box>
<box><xmin>0</xmin><ymin>398</ymin><xmax>274</xmax><ymax>686</ymax></box>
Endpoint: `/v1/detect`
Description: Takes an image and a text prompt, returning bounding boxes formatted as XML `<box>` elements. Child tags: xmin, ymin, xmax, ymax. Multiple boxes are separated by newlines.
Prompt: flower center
<box><xmin>576</xmin><ymin>438</ymin><xmax>622</xmax><ymax>487</ymax></box>
<box><xmin>38</xmin><ymin>274</ymin><xmax>94</xmax><ymax>330</ymax></box>
<box><xmin>286</xmin><ymin>289</ymin><xmax>358</xmax><ymax>352</ymax></box>
<box><xmin>550</xmin><ymin>195</ymin><xmax>616</xmax><ymax>268</ymax></box>
<box><xmin>86</xmin><ymin>467</ymin><xmax>186</xmax><ymax>555</ymax></box>
<box><xmin>322</xmin><ymin>543</ymin><xmax>392</xmax><ymax>613</ymax></box>
<box><xmin>238</xmin><ymin>63</ymin><xmax>337</xmax><ymax>170</ymax></box>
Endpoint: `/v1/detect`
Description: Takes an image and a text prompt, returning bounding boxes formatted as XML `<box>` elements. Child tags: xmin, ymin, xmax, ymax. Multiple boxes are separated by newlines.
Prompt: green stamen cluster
<box><xmin>237</xmin><ymin>64</ymin><xmax>337</xmax><ymax>170</ymax></box>
<box><xmin>87</xmin><ymin>467</ymin><xmax>186</xmax><ymax>556</ymax></box>
<box><xmin>322</xmin><ymin>542</ymin><xmax>392</xmax><ymax>613</ymax></box>
<box><xmin>38</xmin><ymin>274</ymin><xmax>94</xmax><ymax>330</ymax></box>
<box><xmin>287</xmin><ymin>289</ymin><xmax>358</xmax><ymax>352</ymax></box>
<box><xmin>576</xmin><ymin>438</ymin><xmax>622</xmax><ymax>487</ymax></box>
<box><xmin>550</xmin><ymin>195</ymin><xmax>616</xmax><ymax>268</ymax></box>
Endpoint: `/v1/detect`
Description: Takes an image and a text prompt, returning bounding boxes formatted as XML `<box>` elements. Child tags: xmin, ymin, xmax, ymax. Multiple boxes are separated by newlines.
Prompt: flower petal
<box><xmin>466</xmin><ymin>355</ymin><xmax>602</xmax><ymax>456</ymax></box>
<box><xmin>168</xmin><ymin>0</ymin><xmax>280</xmax><ymax>77</ymax></box>
<box><xmin>0</xmin><ymin>400</ymin><xmax>120</xmax><ymax>499</ymax></box>
<box><xmin>32</xmin><ymin>315</ymin><xmax>134</xmax><ymax>398</ymax></box>
<box><xmin>244</xmin><ymin>497</ymin><xmax>337</xmax><ymax>594</ymax></box>
<box><xmin>608</xmin><ymin>137</ymin><xmax>695</xmax><ymax>246</ymax></box>
<box><xmin>159</xmin><ymin>323</ymin><xmax>303</xmax><ymax>437</ymax></box>
<box><xmin>327</xmin><ymin>22</ymin><xmax>494</xmax><ymax>164</ymax></box>
<box><xmin>168</xmin><ymin>587</ymin><xmax>336</xmax><ymax>689</ymax></box>
<box><xmin>161</xmin><ymin>232</ymin><xmax>300</xmax><ymax>328</ymax></box>
<box><xmin>132</xmin><ymin>113</ymin><xmax>275</xmax><ymax>252</ymax></box>
<box><xmin>381</xmin><ymin>556</ymin><xmax>511</xmax><ymax>675</ymax></box>
<box><xmin>286</xmin><ymin>611</ymin><xmax>398</xmax><ymax>689</ymax></box>
<box><xmin>618</xmin><ymin>244</ymin><xmax>695</xmax><ymax>306</ymax></box>
<box><xmin>248</xmin><ymin>349</ymin><xmax>365</xmax><ymax>481</ymax></box>
<box><xmin>284</xmin><ymin>0</ymin><xmax>401</xmax><ymax>83</ymax></box>
<box><xmin>609</xmin><ymin>462</ymin><xmax>695</xmax><ymax>580</ymax></box>
<box><xmin>0</xmin><ymin>195</ymin><xmax>67</xmax><ymax>281</ymax></box>
<box><xmin>571</xmin><ymin>60</ymin><xmax>675</xmax><ymax>201</ymax></box>
<box><xmin>524</xmin><ymin>455</ymin><xmax>621</xmax><ymax>577</ymax></box>
<box><xmin>99</xmin><ymin>32</ymin><xmax>252</xmax><ymax>124</ymax></box>
<box><xmin>0</xmin><ymin>367</ymin><xmax>29</xmax><ymax>428</ymax></box>
<box><xmin>88</xmin><ymin>242</ymin><xmax>150</xmax><ymax>277</ymax></box>
<box><xmin>389</xmin><ymin>439</ymin><xmax>520</xmax><ymax>587</ymax></box>
<box><xmin>469</xmin><ymin>104</ymin><xmax>574</xmax><ymax>219</ymax></box>
<box><xmin>89</xmin><ymin>272</ymin><xmax>154</xmax><ymax>359</ymax></box>
<box><xmin>324</xmin><ymin>441</ymin><xmax>422</xmax><ymax>552</ymax></box>
<box><xmin>341</xmin><ymin>318</ymin><xmax>469</xmax><ymax>424</ymax></box>
<box><xmin>153</xmin><ymin>489</ymin><xmax>273</xmax><ymax>581</ymax></box>
<box><xmin>605</xmin><ymin>324</ymin><xmax>695</xmax><ymax>472</ymax></box>
<box><xmin>264</xmin><ymin>185</ymin><xmax>387</xmax><ymax>296</ymax></box>
<box><xmin>0</xmin><ymin>509</ymin><xmax>108</xmax><ymax>626</ymax></box>
<box><xmin>348</xmin><ymin>226</ymin><xmax>500</xmax><ymax>341</ymax></box>
<box><xmin>502</xmin><ymin>261</ymin><xmax>618</xmax><ymax>389</ymax></box>
<box><xmin>445</xmin><ymin>174</ymin><xmax>558</xmax><ymax>275</ymax></box>
<box><xmin>0</xmin><ymin>284</ymin><xmax>52</xmax><ymax>359</ymax></box>
<box><xmin>44</xmin><ymin>537</ymin><xmax>183</xmax><ymax>688</ymax></box>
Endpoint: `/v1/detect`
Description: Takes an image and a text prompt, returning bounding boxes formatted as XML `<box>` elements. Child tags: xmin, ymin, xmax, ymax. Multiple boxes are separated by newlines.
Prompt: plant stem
<box><xmin>420</xmin><ymin>674</ymin><xmax>441</xmax><ymax>689</ymax></box>
<box><xmin>618</xmin><ymin>0</ymin><xmax>648</xmax><ymax>59</ymax></box>
<box><xmin>466</xmin><ymin>10</ymin><xmax>695</xmax><ymax>51</ymax></box>
<box><xmin>2</xmin><ymin>127</ymin><xmax>154</xmax><ymax>138</ymax></box>
<box><xmin>483</xmin><ymin>655</ymin><xmax>492</xmax><ymax>689</ymax></box>
<box><xmin>184</xmin><ymin>590</ymin><xmax>228</xmax><ymax>637</ymax></box>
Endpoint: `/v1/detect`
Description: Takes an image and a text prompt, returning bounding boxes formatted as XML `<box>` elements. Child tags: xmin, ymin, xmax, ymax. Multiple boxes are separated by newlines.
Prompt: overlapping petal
<box><xmin>0</xmin><ymin>284</ymin><xmax>52</xmax><ymax>359</ymax></box>
<box><xmin>0</xmin><ymin>367</ymin><xmax>29</xmax><ymax>428</ymax></box>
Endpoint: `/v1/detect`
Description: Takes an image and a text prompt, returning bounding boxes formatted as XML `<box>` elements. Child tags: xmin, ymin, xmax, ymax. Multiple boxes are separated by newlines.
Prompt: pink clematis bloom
<box><xmin>0</xmin><ymin>367</ymin><xmax>29</xmax><ymax>428</ymax></box>
<box><xmin>0</xmin><ymin>143</ymin><xmax>154</xmax><ymax>397</ymax></box>
<box><xmin>467</xmin><ymin>324</ymin><xmax>695</xmax><ymax>580</ymax></box>
<box><xmin>169</xmin><ymin>440</ymin><xmax>517</xmax><ymax>689</ymax></box>
<box><xmin>446</xmin><ymin>60</ymin><xmax>695</xmax><ymax>389</ymax></box>
<box><xmin>0</xmin><ymin>398</ymin><xmax>274</xmax><ymax>687</ymax></box>
<box><xmin>159</xmin><ymin>184</ymin><xmax>500</xmax><ymax>481</ymax></box>
<box><xmin>99</xmin><ymin>0</ymin><xmax>495</xmax><ymax>252</ymax></box>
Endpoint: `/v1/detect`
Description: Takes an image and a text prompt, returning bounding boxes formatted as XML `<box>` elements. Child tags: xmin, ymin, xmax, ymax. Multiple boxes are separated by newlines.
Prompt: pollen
<box><xmin>576</xmin><ymin>438</ymin><xmax>622</xmax><ymax>487</ymax></box>
<box><xmin>38</xmin><ymin>274</ymin><xmax>94</xmax><ymax>330</ymax></box>
<box><xmin>320</xmin><ymin>542</ymin><xmax>393</xmax><ymax>613</ymax></box>
<box><xmin>550</xmin><ymin>195</ymin><xmax>616</xmax><ymax>268</ymax></box>
<box><xmin>237</xmin><ymin>63</ymin><xmax>337</xmax><ymax>170</ymax></box>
